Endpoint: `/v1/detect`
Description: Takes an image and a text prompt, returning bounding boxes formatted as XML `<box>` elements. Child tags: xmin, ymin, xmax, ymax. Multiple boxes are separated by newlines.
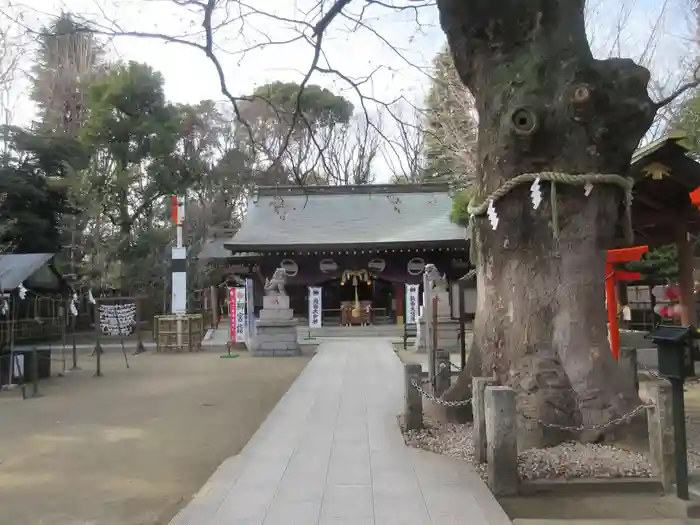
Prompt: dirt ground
<box><xmin>0</xmin><ymin>347</ymin><xmax>309</xmax><ymax>525</ymax></box>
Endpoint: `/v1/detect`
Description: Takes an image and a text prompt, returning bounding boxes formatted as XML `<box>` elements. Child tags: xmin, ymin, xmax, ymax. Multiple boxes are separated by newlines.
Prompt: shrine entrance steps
<box><xmin>202</xmin><ymin>319</ymin><xmax>405</xmax><ymax>347</ymax></box>
<box><xmin>168</xmin><ymin>338</ymin><xmax>512</xmax><ymax>525</ymax></box>
<box><xmin>298</xmin><ymin>324</ymin><xmax>404</xmax><ymax>339</ymax></box>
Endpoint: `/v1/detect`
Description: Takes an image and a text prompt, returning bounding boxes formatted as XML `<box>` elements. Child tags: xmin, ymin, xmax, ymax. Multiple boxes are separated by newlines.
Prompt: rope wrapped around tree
<box><xmin>467</xmin><ymin>171</ymin><xmax>635</xmax><ymax>240</ymax></box>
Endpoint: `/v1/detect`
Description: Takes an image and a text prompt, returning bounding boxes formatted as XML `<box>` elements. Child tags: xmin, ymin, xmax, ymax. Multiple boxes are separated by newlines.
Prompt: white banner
<box><xmin>405</xmin><ymin>284</ymin><xmax>420</xmax><ymax>325</ymax></box>
<box><xmin>229</xmin><ymin>287</ymin><xmax>246</xmax><ymax>343</ymax></box>
<box><xmin>308</xmin><ymin>287</ymin><xmax>322</xmax><ymax>328</ymax></box>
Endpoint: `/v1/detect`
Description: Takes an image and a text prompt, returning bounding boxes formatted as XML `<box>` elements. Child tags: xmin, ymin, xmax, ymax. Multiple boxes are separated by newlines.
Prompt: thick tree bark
<box><xmin>436</xmin><ymin>0</ymin><xmax>656</xmax><ymax>447</ymax></box>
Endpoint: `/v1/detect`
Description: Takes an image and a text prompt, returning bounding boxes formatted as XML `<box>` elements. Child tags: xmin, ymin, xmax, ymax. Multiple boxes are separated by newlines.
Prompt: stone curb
<box><xmin>518</xmin><ymin>477</ymin><xmax>663</xmax><ymax>496</ymax></box>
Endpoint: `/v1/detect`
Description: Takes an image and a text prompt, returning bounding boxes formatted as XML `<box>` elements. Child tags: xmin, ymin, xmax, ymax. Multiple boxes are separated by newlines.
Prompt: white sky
<box><xmin>0</xmin><ymin>0</ymin><xmax>696</xmax><ymax>181</ymax></box>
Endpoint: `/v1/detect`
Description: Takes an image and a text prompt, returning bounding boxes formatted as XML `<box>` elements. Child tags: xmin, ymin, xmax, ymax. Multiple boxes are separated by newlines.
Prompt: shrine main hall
<box><xmin>204</xmin><ymin>182</ymin><xmax>471</xmax><ymax>326</ymax></box>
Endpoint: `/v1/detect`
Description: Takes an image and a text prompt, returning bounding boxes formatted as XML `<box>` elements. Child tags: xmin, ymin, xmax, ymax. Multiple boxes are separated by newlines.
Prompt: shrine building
<box><xmin>203</xmin><ymin>182</ymin><xmax>472</xmax><ymax>326</ymax></box>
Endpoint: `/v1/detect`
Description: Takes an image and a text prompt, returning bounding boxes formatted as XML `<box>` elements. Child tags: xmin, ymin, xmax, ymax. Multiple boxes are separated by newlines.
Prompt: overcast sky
<box><xmin>0</xmin><ymin>0</ymin><xmax>696</xmax><ymax>180</ymax></box>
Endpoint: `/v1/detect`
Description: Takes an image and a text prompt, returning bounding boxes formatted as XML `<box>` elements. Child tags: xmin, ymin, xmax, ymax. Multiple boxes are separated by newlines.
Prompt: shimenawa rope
<box><xmin>466</xmin><ymin>171</ymin><xmax>635</xmax><ymax>262</ymax></box>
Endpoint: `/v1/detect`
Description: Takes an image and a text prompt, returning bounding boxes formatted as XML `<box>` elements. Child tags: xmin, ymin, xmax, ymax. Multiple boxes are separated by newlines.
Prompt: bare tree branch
<box><xmin>655</xmin><ymin>62</ymin><xmax>700</xmax><ymax>109</ymax></box>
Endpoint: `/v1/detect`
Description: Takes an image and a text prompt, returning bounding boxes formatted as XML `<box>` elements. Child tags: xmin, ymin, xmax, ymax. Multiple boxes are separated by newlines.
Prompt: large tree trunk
<box><xmin>436</xmin><ymin>0</ymin><xmax>657</xmax><ymax>447</ymax></box>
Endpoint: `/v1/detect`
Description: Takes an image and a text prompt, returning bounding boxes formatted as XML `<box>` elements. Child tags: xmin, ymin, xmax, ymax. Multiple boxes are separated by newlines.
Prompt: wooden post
<box><xmin>676</xmin><ymin>225</ymin><xmax>696</xmax><ymax>327</ymax></box>
<box><xmin>93</xmin><ymin>298</ymin><xmax>103</xmax><ymax>376</ymax></box>
<box><xmin>60</xmin><ymin>302</ymin><xmax>67</xmax><ymax>375</ymax></box>
<box><xmin>210</xmin><ymin>285</ymin><xmax>218</xmax><ymax>328</ymax></box>
<box><xmin>70</xmin><ymin>300</ymin><xmax>79</xmax><ymax>371</ymax></box>
<box><xmin>395</xmin><ymin>282</ymin><xmax>404</xmax><ymax>325</ymax></box>
<box><xmin>134</xmin><ymin>298</ymin><xmax>146</xmax><ymax>354</ymax></box>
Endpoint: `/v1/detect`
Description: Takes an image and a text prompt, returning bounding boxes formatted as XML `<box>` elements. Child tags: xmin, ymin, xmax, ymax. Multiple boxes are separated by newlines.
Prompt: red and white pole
<box><xmin>171</xmin><ymin>196</ymin><xmax>187</xmax><ymax>315</ymax></box>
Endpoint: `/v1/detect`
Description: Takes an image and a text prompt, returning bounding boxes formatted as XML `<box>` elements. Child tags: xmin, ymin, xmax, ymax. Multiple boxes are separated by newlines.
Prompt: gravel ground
<box><xmin>401</xmin><ymin>418</ymin><xmax>653</xmax><ymax>481</ymax></box>
<box><xmin>518</xmin><ymin>442</ymin><xmax>652</xmax><ymax>480</ymax></box>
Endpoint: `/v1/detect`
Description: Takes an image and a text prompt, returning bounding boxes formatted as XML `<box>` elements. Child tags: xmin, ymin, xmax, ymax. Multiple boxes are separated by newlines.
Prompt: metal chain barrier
<box><xmin>638</xmin><ymin>362</ymin><xmax>700</xmax><ymax>385</ymax></box>
<box><xmin>410</xmin><ymin>378</ymin><xmax>473</xmax><ymax>407</ymax></box>
<box><xmin>520</xmin><ymin>403</ymin><xmax>651</xmax><ymax>432</ymax></box>
<box><xmin>639</xmin><ymin>363</ymin><xmax>700</xmax><ymax>460</ymax></box>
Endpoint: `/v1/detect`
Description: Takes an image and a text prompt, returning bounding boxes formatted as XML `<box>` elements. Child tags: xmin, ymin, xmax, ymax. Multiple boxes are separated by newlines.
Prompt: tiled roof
<box><xmin>0</xmin><ymin>253</ymin><xmax>54</xmax><ymax>291</ymax></box>
<box><xmin>198</xmin><ymin>238</ymin><xmax>261</xmax><ymax>260</ymax></box>
<box><xmin>225</xmin><ymin>183</ymin><xmax>468</xmax><ymax>253</ymax></box>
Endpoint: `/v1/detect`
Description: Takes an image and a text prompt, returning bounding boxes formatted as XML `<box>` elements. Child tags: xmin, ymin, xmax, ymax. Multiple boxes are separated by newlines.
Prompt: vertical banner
<box><xmin>228</xmin><ymin>287</ymin><xmax>236</xmax><ymax>342</ymax></box>
<box><xmin>245</xmin><ymin>278</ymin><xmax>254</xmax><ymax>343</ymax></box>
<box><xmin>405</xmin><ymin>284</ymin><xmax>420</xmax><ymax>325</ymax></box>
<box><xmin>308</xmin><ymin>287</ymin><xmax>322</xmax><ymax>328</ymax></box>
<box><xmin>235</xmin><ymin>287</ymin><xmax>246</xmax><ymax>343</ymax></box>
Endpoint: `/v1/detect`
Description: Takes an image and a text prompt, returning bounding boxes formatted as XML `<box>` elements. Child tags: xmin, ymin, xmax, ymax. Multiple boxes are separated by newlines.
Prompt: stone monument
<box><xmin>250</xmin><ymin>268</ymin><xmax>300</xmax><ymax>356</ymax></box>
<box><xmin>414</xmin><ymin>263</ymin><xmax>461</xmax><ymax>353</ymax></box>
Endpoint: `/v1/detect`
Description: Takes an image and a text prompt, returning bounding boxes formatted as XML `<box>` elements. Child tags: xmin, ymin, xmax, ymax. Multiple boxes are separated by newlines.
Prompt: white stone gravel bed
<box><xmin>518</xmin><ymin>442</ymin><xmax>653</xmax><ymax>480</ymax></box>
<box><xmin>401</xmin><ymin>418</ymin><xmax>653</xmax><ymax>482</ymax></box>
<box><xmin>401</xmin><ymin>417</ymin><xmax>487</xmax><ymax>480</ymax></box>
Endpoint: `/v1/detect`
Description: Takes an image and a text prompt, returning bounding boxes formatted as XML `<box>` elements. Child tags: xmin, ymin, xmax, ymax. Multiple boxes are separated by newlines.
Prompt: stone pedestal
<box><xmin>251</xmin><ymin>295</ymin><xmax>300</xmax><ymax>357</ymax></box>
<box><xmin>413</xmin><ymin>291</ymin><xmax>464</xmax><ymax>353</ymax></box>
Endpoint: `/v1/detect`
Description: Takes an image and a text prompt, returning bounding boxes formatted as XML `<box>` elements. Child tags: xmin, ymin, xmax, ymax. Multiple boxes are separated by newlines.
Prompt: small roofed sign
<box><xmin>405</xmin><ymin>284</ymin><xmax>420</xmax><ymax>324</ymax></box>
<box><xmin>309</xmin><ymin>287</ymin><xmax>322</xmax><ymax>328</ymax></box>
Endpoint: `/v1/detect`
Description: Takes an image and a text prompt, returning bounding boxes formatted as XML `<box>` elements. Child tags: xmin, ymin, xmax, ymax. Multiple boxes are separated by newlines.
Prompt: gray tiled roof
<box><xmin>0</xmin><ymin>253</ymin><xmax>54</xmax><ymax>291</ymax></box>
<box><xmin>225</xmin><ymin>183</ymin><xmax>468</xmax><ymax>252</ymax></box>
<box><xmin>198</xmin><ymin>237</ymin><xmax>261</xmax><ymax>260</ymax></box>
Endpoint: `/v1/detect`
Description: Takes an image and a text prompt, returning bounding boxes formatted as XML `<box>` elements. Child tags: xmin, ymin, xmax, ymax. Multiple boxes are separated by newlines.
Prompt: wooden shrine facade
<box><xmin>205</xmin><ymin>183</ymin><xmax>471</xmax><ymax>324</ymax></box>
<box><xmin>624</xmin><ymin>132</ymin><xmax>700</xmax><ymax>329</ymax></box>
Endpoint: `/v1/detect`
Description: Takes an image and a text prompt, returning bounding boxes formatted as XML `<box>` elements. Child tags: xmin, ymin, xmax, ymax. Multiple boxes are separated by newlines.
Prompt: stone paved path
<box><xmin>169</xmin><ymin>339</ymin><xmax>512</xmax><ymax>525</ymax></box>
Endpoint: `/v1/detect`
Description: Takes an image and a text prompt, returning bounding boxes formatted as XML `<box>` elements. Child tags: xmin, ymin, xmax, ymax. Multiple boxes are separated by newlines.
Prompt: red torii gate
<box><xmin>606</xmin><ymin>245</ymin><xmax>648</xmax><ymax>360</ymax></box>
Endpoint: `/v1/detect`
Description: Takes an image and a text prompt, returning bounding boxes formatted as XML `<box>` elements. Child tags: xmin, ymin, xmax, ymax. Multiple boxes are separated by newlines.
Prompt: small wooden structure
<box><xmin>154</xmin><ymin>314</ymin><xmax>203</xmax><ymax>353</ymax></box>
<box><xmin>0</xmin><ymin>253</ymin><xmax>67</xmax><ymax>347</ymax></box>
<box><xmin>627</xmin><ymin>133</ymin><xmax>700</xmax><ymax>328</ymax></box>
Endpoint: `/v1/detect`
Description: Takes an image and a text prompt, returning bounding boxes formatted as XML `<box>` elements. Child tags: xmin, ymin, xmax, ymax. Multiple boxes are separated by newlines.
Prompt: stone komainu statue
<box><xmin>423</xmin><ymin>263</ymin><xmax>448</xmax><ymax>292</ymax></box>
<box><xmin>264</xmin><ymin>268</ymin><xmax>287</xmax><ymax>296</ymax></box>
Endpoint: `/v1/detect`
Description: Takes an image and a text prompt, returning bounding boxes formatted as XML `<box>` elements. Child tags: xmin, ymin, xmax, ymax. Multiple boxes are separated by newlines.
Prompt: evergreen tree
<box><xmin>0</xmin><ymin>127</ymin><xmax>86</xmax><ymax>253</ymax></box>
